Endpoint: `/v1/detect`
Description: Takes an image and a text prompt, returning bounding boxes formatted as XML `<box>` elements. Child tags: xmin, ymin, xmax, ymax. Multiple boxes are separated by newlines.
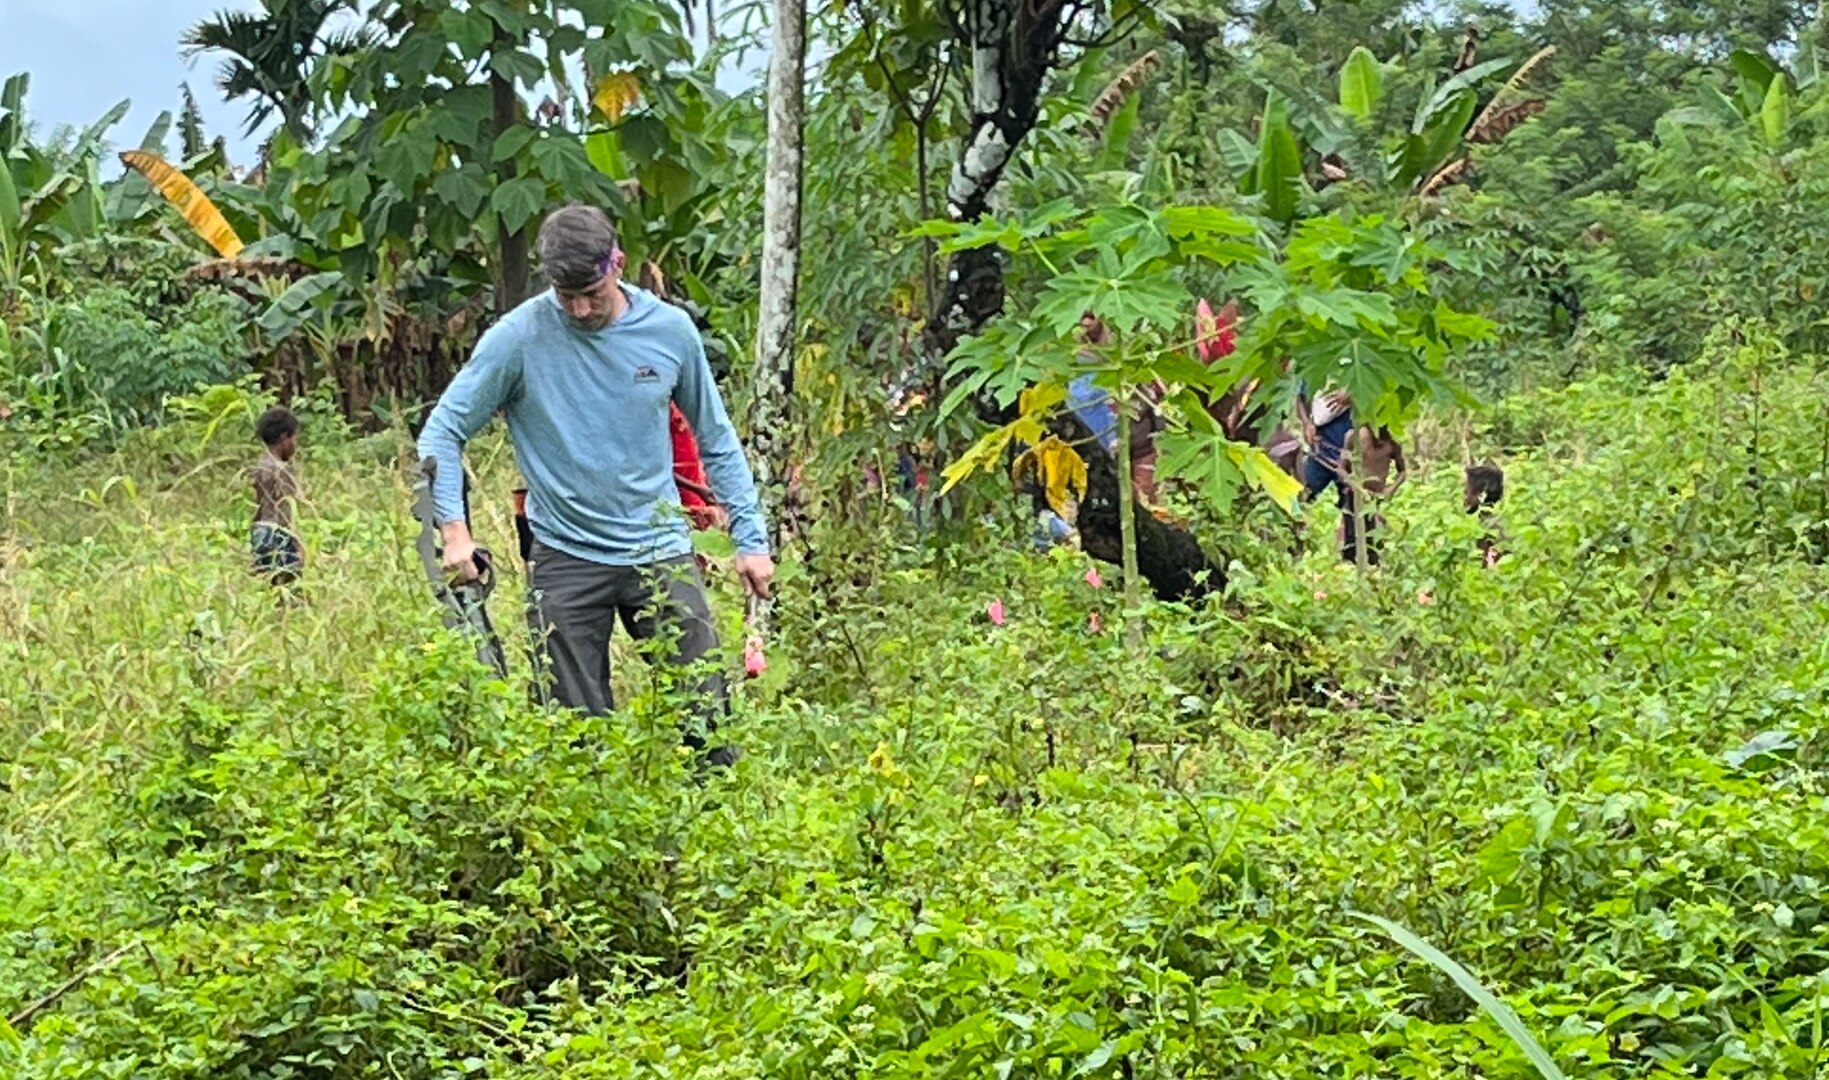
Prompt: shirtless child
<box><xmin>1341</xmin><ymin>425</ymin><xmax>1407</xmax><ymax>565</ymax></box>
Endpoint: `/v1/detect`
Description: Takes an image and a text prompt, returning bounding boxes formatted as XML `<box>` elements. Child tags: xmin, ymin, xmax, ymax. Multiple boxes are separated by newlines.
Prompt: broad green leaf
<box><xmin>1295</xmin><ymin>287</ymin><xmax>1397</xmax><ymax>329</ymax></box>
<box><xmin>491</xmin><ymin>175</ymin><xmax>547</xmax><ymax>237</ymax></box>
<box><xmin>1162</xmin><ymin>205</ymin><xmax>1259</xmax><ymax>240</ymax></box>
<box><xmin>441</xmin><ymin>7</ymin><xmax>495</xmax><ymax>56</ymax></box>
<box><xmin>584</xmin><ymin>131</ymin><xmax>630</xmax><ymax>178</ymax></box>
<box><xmin>1414</xmin><ymin>91</ymin><xmax>1478</xmax><ymax>188</ymax></box>
<box><xmin>1217</xmin><ymin>128</ymin><xmax>1258</xmax><ymax>185</ymax></box>
<box><xmin>1432</xmin><ymin>299</ymin><xmax>1495</xmax><ymax>342</ymax></box>
<box><xmin>1155</xmin><ymin>428</ymin><xmax>1245</xmax><ymax>515</ymax></box>
<box><xmin>257</xmin><ymin>272</ymin><xmax>344</xmax><ymax>338</ymax></box>
<box><xmin>1731</xmin><ymin>48</ymin><xmax>1781</xmax><ymax>114</ymax></box>
<box><xmin>1256</xmin><ymin>111</ymin><xmax>1304</xmax><ymax>226</ymax></box>
<box><xmin>0</xmin><ymin>158</ymin><xmax>21</xmax><ymax>242</ymax></box>
<box><xmin>1696</xmin><ymin>83</ymin><xmax>1750</xmax><ymax>127</ymax></box>
<box><xmin>1339</xmin><ymin>47</ymin><xmax>1384</xmax><ymax>122</ymax></box>
<box><xmin>1759</xmin><ymin>75</ymin><xmax>1791</xmax><ymax>147</ymax></box>
<box><xmin>21</xmin><ymin>173</ymin><xmax>83</xmax><ymax>232</ymax></box>
<box><xmin>429</xmin><ymin>86</ymin><xmax>493</xmax><ymax>148</ymax></box>
<box><xmin>1798</xmin><ymin>41</ymin><xmax>1820</xmax><ymax>91</ymax></box>
<box><xmin>1037</xmin><ymin>267</ymin><xmax>1191</xmax><ymax>337</ymax></box>
<box><xmin>374</xmin><ymin>123</ymin><xmax>438</xmax><ymax>192</ymax></box>
<box><xmin>490</xmin><ymin>48</ymin><xmax>548</xmax><ymax>90</ymax></box>
<box><xmin>1073</xmin><ymin>1041</ymin><xmax>1117</xmax><ymax>1077</ymax></box>
<box><xmin>493</xmin><ymin>125</ymin><xmax>538</xmax><ymax>163</ymax></box>
<box><xmin>1097</xmin><ymin>93</ymin><xmax>1143</xmax><ymax>172</ymax></box>
<box><xmin>1724</xmin><ymin>728</ymin><xmax>1800</xmax><ymax>771</ymax></box>
<box><xmin>432</xmin><ymin>163</ymin><xmax>491</xmax><ymax>219</ymax></box>
<box><xmin>1417</xmin><ymin>57</ymin><xmax>1512</xmax><ymax>131</ymax></box>
<box><xmin>531</xmin><ymin>135</ymin><xmax>599</xmax><ymax>191</ymax></box>
<box><xmin>70</xmin><ymin>98</ymin><xmax>130</xmax><ymax>163</ymax></box>
<box><xmin>1351</xmin><ymin>913</ymin><xmax>1568</xmax><ymax>1080</ymax></box>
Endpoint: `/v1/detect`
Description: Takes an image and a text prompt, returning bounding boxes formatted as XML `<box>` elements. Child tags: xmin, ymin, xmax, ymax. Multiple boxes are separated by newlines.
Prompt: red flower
<box><xmin>1195</xmin><ymin>298</ymin><xmax>1238</xmax><ymax>364</ymax></box>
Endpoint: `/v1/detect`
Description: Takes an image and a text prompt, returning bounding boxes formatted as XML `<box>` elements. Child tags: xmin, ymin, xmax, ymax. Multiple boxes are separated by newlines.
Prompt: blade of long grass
<box><xmin>1351</xmin><ymin>912</ymin><xmax>1568</xmax><ymax>1080</ymax></box>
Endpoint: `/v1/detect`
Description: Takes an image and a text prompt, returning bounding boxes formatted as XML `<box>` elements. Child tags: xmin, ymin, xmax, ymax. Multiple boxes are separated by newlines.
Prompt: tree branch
<box><xmin>10</xmin><ymin>939</ymin><xmax>144</xmax><ymax>1033</ymax></box>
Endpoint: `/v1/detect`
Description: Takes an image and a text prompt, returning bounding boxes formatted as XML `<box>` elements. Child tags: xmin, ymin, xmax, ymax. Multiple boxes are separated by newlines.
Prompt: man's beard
<box><xmin>568</xmin><ymin>310</ymin><xmax>614</xmax><ymax>332</ymax></box>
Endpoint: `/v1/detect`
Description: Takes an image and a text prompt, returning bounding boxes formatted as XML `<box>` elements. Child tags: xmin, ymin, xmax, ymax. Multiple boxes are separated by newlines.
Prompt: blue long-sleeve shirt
<box><xmin>417</xmin><ymin>286</ymin><xmax>769</xmax><ymax>565</ymax></box>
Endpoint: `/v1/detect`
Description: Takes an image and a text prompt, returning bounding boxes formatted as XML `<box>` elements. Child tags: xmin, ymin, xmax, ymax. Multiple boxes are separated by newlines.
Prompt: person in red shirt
<box><xmin>670</xmin><ymin>403</ymin><xmax>728</xmax><ymax>533</ymax></box>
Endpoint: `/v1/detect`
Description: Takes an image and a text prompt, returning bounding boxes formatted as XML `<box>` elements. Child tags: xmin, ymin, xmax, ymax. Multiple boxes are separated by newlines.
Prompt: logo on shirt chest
<box><xmin>633</xmin><ymin>365</ymin><xmax>661</xmax><ymax>383</ymax></box>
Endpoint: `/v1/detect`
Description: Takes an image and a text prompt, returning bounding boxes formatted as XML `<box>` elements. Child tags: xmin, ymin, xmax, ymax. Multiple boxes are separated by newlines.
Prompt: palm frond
<box><xmin>181</xmin><ymin>9</ymin><xmax>273</xmax><ymax>57</ymax></box>
<box><xmin>318</xmin><ymin>26</ymin><xmax>381</xmax><ymax>56</ymax></box>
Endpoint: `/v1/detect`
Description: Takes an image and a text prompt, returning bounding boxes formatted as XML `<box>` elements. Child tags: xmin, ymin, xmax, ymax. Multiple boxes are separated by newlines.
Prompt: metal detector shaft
<box><xmin>413</xmin><ymin>457</ymin><xmax>510</xmax><ymax>679</ymax></box>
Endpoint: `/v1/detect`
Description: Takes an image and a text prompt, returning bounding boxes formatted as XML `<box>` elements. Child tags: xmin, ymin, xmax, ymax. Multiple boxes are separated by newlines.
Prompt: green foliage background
<box><xmin>5</xmin><ymin>0</ymin><xmax>1829</xmax><ymax>1076</ymax></box>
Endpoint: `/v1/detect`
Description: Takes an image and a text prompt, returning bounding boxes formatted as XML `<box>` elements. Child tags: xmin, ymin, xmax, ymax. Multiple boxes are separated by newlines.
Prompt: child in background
<box><xmin>1342</xmin><ymin>425</ymin><xmax>1408</xmax><ymax>565</ymax></box>
<box><xmin>1465</xmin><ymin>462</ymin><xmax>1506</xmax><ymax>566</ymax></box>
<box><xmin>251</xmin><ymin>406</ymin><xmax>304</xmax><ymax>587</ymax></box>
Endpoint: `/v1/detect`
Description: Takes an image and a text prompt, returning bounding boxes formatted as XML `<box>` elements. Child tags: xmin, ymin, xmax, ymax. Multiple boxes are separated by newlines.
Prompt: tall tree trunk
<box><xmin>491</xmin><ymin>52</ymin><xmax>530</xmax><ymax>317</ymax></box>
<box><xmin>923</xmin><ymin>0</ymin><xmax>1074</xmax><ymax>359</ymax></box>
<box><xmin>751</xmin><ymin>0</ymin><xmax>807</xmax><ymax>550</ymax></box>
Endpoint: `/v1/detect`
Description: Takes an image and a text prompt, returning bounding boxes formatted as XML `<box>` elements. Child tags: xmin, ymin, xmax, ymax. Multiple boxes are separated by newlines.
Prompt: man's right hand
<box><xmin>440</xmin><ymin>522</ymin><xmax>483</xmax><ymax>584</ymax></box>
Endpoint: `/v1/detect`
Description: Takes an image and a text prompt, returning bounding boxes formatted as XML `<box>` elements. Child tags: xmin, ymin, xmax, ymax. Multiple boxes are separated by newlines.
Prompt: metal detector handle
<box><xmin>459</xmin><ymin>547</ymin><xmax>497</xmax><ymax>593</ymax></box>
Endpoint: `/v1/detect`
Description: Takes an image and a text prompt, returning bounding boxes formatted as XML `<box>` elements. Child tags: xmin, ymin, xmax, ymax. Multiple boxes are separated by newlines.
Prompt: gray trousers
<box><xmin>528</xmin><ymin>541</ymin><xmax>728</xmax><ymax>747</ymax></box>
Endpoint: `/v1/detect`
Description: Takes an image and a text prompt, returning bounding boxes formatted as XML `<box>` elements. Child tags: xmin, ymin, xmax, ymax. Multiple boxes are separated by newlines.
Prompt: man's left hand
<box><xmin>735</xmin><ymin>553</ymin><xmax>776</xmax><ymax>598</ymax></box>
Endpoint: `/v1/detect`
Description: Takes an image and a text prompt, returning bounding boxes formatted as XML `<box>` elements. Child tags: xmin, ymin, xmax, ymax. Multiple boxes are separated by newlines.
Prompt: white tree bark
<box><xmin>751</xmin><ymin>0</ymin><xmax>806</xmax><ymax>551</ymax></box>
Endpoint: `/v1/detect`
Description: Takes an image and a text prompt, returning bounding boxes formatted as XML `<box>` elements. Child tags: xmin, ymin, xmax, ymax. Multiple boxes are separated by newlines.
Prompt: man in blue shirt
<box><xmin>418</xmin><ymin>205</ymin><xmax>773</xmax><ymax>759</ymax></box>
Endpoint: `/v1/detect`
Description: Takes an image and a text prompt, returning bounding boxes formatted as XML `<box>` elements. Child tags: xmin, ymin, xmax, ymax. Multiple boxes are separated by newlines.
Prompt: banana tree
<box><xmin>0</xmin><ymin>74</ymin><xmax>129</xmax><ymax>305</ymax></box>
<box><xmin>921</xmin><ymin>196</ymin><xmax>1489</xmax><ymax>605</ymax></box>
<box><xmin>1218</xmin><ymin>44</ymin><xmax>1557</xmax><ymax>224</ymax></box>
<box><xmin>1664</xmin><ymin>45</ymin><xmax>1823</xmax><ymax>150</ymax></box>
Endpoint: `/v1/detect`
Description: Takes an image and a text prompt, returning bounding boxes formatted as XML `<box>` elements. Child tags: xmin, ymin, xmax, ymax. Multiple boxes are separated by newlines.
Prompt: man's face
<box><xmin>555</xmin><ymin>272</ymin><xmax>621</xmax><ymax>331</ymax></box>
<box><xmin>274</xmin><ymin>432</ymin><xmax>298</xmax><ymax>461</ymax></box>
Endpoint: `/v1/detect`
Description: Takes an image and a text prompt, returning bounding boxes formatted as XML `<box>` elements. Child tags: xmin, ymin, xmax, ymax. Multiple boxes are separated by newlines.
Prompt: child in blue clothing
<box><xmin>1296</xmin><ymin>384</ymin><xmax>1366</xmax><ymax>562</ymax></box>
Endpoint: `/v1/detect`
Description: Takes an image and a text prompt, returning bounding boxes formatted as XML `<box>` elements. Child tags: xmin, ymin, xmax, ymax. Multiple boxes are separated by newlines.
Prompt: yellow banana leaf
<box><xmin>119</xmin><ymin>150</ymin><xmax>244</xmax><ymax>258</ymax></box>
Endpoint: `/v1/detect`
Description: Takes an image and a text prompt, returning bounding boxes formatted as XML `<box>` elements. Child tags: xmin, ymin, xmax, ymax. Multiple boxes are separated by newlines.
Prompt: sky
<box><xmin>0</xmin><ymin>0</ymin><xmax>773</xmax><ymax>167</ymax></box>
<box><xmin>0</xmin><ymin>0</ymin><xmax>269</xmax><ymax>163</ymax></box>
<box><xmin>0</xmin><ymin>0</ymin><xmax>1530</xmax><ymax>169</ymax></box>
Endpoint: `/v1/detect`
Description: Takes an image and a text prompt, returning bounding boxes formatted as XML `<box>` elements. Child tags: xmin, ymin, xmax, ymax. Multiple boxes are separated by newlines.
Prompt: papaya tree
<box><xmin>922</xmin><ymin>197</ymin><xmax>1490</xmax><ymax>607</ymax></box>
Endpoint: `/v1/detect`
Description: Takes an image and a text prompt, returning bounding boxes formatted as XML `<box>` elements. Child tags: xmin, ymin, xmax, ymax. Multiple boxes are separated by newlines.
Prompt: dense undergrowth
<box><xmin>3</xmin><ymin>331</ymin><xmax>1829</xmax><ymax>1077</ymax></box>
